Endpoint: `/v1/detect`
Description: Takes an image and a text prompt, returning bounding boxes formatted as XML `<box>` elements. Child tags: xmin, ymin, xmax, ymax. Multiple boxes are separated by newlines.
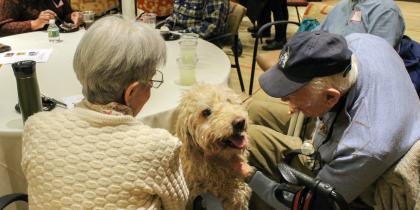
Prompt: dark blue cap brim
<box><xmin>259</xmin><ymin>64</ymin><xmax>311</xmax><ymax>98</ymax></box>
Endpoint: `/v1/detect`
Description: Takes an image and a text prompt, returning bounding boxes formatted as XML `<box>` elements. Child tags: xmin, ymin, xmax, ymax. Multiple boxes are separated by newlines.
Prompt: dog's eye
<box><xmin>201</xmin><ymin>108</ymin><xmax>212</xmax><ymax>117</ymax></box>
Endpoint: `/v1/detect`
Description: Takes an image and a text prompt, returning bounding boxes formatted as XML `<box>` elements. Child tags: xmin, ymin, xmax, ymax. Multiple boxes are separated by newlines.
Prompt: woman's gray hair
<box><xmin>307</xmin><ymin>54</ymin><xmax>359</xmax><ymax>95</ymax></box>
<box><xmin>73</xmin><ymin>15</ymin><xmax>166</xmax><ymax>104</ymax></box>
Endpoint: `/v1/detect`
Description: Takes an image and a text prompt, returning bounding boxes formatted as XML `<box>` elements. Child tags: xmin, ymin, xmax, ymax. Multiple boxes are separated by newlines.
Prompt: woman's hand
<box><xmin>31</xmin><ymin>10</ymin><xmax>57</xmax><ymax>30</ymax></box>
<box><xmin>70</xmin><ymin>12</ymin><xmax>82</xmax><ymax>26</ymax></box>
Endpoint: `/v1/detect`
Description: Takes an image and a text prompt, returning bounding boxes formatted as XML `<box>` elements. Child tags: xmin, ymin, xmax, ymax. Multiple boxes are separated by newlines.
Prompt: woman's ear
<box><xmin>325</xmin><ymin>88</ymin><xmax>341</xmax><ymax>108</ymax></box>
<box><xmin>124</xmin><ymin>81</ymin><xmax>141</xmax><ymax>107</ymax></box>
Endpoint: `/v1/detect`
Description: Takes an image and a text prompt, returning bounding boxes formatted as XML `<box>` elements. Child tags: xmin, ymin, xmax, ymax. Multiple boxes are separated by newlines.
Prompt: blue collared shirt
<box><xmin>165</xmin><ymin>0</ymin><xmax>229</xmax><ymax>38</ymax></box>
<box><xmin>249</xmin><ymin>33</ymin><xmax>420</xmax><ymax>207</ymax></box>
<box><xmin>320</xmin><ymin>0</ymin><xmax>405</xmax><ymax>50</ymax></box>
<box><xmin>314</xmin><ymin>33</ymin><xmax>419</xmax><ymax>203</ymax></box>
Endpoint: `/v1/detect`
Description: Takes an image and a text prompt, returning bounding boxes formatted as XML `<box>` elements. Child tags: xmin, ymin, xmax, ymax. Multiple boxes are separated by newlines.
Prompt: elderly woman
<box><xmin>21</xmin><ymin>16</ymin><xmax>188</xmax><ymax>209</ymax></box>
<box><xmin>0</xmin><ymin>0</ymin><xmax>80</xmax><ymax>37</ymax></box>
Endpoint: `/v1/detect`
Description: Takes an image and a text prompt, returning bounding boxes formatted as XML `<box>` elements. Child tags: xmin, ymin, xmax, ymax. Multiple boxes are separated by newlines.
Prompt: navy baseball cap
<box><xmin>259</xmin><ymin>31</ymin><xmax>352</xmax><ymax>98</ymax></box>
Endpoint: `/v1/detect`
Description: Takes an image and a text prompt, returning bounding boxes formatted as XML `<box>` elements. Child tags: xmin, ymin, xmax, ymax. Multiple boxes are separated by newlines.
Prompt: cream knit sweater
<box><xmin>22</xmin><ymin>106</ymin><xmax>189</xmax><ymax>210</ymax></box>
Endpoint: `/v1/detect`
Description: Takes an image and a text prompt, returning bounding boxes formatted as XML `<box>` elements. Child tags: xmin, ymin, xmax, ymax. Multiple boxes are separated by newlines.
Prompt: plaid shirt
<box><xmin>165</xmin><ymin>0</ymin><xmax>229</xmax><ymax>38</ymax></box>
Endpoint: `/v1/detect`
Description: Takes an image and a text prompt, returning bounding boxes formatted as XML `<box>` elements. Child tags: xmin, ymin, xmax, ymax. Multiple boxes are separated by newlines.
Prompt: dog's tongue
<box><xmin>230</xmin><ymin>135</ymin><xmax>248</xmax><ymax>149</ymax></box>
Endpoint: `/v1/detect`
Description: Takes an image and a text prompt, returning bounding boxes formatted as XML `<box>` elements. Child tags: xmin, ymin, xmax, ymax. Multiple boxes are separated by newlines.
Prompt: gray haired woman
<box><xmin>22</xmin><ymin>16</ymin><xmax>188</xmax><ymax>210</ymax></box>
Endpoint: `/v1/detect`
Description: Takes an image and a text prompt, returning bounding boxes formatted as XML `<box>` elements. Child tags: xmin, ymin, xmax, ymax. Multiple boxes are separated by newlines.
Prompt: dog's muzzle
<box><xmin>221</xmin><ymin>118</ymin><xmax>248</xmax><ymax>149</ymax></box>
<box><xmin>222</xmin><ymin>134</ymin><xmax>247</xmax><ymax>149</ymax></box>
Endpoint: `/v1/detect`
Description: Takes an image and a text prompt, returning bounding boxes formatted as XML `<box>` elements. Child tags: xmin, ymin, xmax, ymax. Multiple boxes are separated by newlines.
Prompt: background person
<box><xmin>241</xmin><ymin>0</ymin><xmax>289</xmax><ymax>50</ymax></box>
<box><xmin>240</xmin><ymin>31</ymin><xmax>420</xmax><ymax>209</ymax></box>
<box><xmin>22</xmin><ymin>16</ymin><xmax>188</xmax><ymax>209</ymax></box>
<box><xmin>0</xmin><ymin>0</ymin><xmax>81</xmax><ymax>37</ymax></box>
<box><xmin>320</xmin><ymin>0</ymin><xmax>405</xmax><ymax>50</ymax></box>
<box><xmin>164</xmin><ymin>0</ymin><xmax>229</xmax><ymax>39</ymax></box>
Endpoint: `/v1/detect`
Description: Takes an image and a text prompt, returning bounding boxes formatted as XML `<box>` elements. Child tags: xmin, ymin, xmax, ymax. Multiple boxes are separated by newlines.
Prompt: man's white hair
<box><xmin>307</xmin><ymin>55</ymin><xmax>359</xmax><ymax>95</ymax></box>
<box><xmin>73</xmin><ymin>15</ymin><xmax>166</xmax><ymax>104</ymax></box>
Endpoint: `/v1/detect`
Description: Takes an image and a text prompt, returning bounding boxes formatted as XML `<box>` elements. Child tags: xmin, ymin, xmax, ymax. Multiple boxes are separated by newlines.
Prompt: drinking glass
<box><xmin>82</xmin><ymin>11</ymin><xmax>95</xmax><ymax>29</ymax></box>
<box><xmin>179</xmin><ymin>33</ymin><xmax>199</xmax><ymax>64</ymax></box>
<box><xmin>177</xmin><ymin>58</ymin><xmax>198</xmax><ymax>86</ymax></box>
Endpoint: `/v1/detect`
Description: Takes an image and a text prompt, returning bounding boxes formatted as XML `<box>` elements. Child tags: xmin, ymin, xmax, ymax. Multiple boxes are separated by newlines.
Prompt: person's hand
<box><xmin>288</xmin><ymin>104</ymin><xmax>299</xmax><ymax>115</ymax></box>
<box><xmin>31</xmin><ymin>10</ymin><xmax>57</xmax><ymax>30</ymax></box>
<box><xmin>70</xmin><ymin>12</ymin><xmax>82</xmax><ymax>26</ymax></box>
<box><xmin>234</xmin><ymin>161</ymin><xmax>254</xmax><ymax>179</ymax></box>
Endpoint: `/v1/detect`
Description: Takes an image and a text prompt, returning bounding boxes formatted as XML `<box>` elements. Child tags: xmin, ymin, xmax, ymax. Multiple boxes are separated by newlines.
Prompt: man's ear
<box><xmin>325</xmin><ymin>88</ymin><xmax>341</xmax><ymax>108</ymax></box>
<box><xmin>124</xmin><ymin>81</ymin><xmax>141</xmax><ymax>106</ymax></box>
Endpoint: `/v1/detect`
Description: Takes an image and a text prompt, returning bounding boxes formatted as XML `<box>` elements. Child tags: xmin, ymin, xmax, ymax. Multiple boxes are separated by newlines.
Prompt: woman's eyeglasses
<box><xmin>150</xmin><ymin>70</ymin><xmax>164</xmax><ymax>88</ymax></box>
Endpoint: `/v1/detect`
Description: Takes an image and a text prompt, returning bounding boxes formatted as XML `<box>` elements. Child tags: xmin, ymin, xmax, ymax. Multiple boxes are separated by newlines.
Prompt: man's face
<box><xmin>280</xmin><ymin>85</ymin><xmax>335</xmax><ymax>117</ymax></box>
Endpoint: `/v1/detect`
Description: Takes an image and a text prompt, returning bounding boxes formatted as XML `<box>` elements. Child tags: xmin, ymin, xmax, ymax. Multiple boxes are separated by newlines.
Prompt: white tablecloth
<box><xmin>0</xmin><ymin>30</ymin><xmax>231</xmax><ymax>202</ymax></box>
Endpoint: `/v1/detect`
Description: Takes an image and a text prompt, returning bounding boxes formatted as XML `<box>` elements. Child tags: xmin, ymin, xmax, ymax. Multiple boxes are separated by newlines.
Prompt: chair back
<box><xmin>227</xmin><ymin>2</ymin><xmax>247</xmax><ymax>35</ymax></box>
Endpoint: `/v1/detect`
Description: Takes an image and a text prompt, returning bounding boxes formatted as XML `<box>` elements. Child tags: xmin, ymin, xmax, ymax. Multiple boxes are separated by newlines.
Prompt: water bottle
<box><xmin>12</xmin><ymin>60</ymin><xmax>42</xmax><ymax>123</ymax></box>
<box><xmin>47</xmin><ymin>19</ymin><xmax>60</xmax><ymax>42</ymax></box>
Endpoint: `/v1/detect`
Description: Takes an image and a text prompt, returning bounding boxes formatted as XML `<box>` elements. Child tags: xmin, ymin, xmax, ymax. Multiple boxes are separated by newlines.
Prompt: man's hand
<box><xmin>288</xmin><ymin>104</ymin><xmax>299</xmax><ymax>115</ymax></box>
<box><xmin>31</xmin><ymin>10</ymin><xmax>57</xmax><ymax>30</ymax></box>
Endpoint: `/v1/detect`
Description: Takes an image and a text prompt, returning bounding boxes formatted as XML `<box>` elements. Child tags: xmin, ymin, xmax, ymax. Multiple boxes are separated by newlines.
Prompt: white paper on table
<box><xmin>0</xmin><ymin>49</ymin><xmax>53</xmax><ymax>64</ymax></box>
<box><xmin>61</xmin><ymin>95</ymin><xmax>84</xmax><ymax>109</ymax></box>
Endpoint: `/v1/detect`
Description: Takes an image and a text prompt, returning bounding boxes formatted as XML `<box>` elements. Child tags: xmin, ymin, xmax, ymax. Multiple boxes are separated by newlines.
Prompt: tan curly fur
<box><xmin>175</xmin><ymin>84</ymin><xmax>251</xmax><ymax>210</ymax></box>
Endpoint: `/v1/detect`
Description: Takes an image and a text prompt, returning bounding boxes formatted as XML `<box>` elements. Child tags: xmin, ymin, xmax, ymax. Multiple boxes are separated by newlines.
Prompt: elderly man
<box><xmin>320</xmin><ymin>0</ymin><xmax>405</xmax><ymax>50</ymax></box>
<box><xmin>237</xmin><ymin>31</ymin><xmax>420</xmax><ymax>209</ymax></box>
<box><xmin>164</xmin><ymin>0</ymin><xmax>229</xmax><ymax>39</ymax></box>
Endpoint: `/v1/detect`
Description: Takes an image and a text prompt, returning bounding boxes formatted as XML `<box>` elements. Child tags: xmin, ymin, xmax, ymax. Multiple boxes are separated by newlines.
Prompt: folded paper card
<box><xmin>0</xmin><ymin>49</ymin><xmax>53</xmax><ymax>64</ymax></box>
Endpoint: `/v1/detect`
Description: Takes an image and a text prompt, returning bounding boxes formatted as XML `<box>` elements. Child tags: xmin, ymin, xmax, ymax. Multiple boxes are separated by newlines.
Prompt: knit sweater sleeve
<box><xmin>0</xmin><ymin>0</ymin><xmax>33</xmax><ymax>36</ymax></box>
<box><xmin>153</xmin><ymin>132</ymin><xmax>189</xmax><ymax>210</ymax></box>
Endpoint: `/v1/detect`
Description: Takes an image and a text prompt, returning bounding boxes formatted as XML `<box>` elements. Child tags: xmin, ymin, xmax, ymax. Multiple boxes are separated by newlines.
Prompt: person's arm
<box><xmin>0</xmin><ymin>0</ymin><xmax>32</xmax><ymax>36</ymax></box>
<box><xmin>62</xmin><ymin>0</ymin><xmax>75</xmax><ymax>22</ymax></box>
<box><xmin>0</xmin><ymin>0</ymin><xmax>57</xmax><ymax>36</ymax></box>
<box><xmin>318</xmin><ymin>3</ymin><xmax>340</xmax><ymax>33</ymax></box>
<box><xmin>164</xmin><ymin>15</ymin><xmax>176</xmax><ymax>30</ymax></box>
<box><xmin>367</xmin><ymin>8</ymin><xmax>405</xmax><ymax>50</ymax></box>
<box><xmin>187</xmin><ymin>0</ymin><xmax>229</xmax><ymax>38</ymax></box>
<box><xmin>155</xmin><ymin>135</ymin><xmax>189</xmax><ymax>210</ymax></box>
<box><xmin>316</xmin><ymin>98</ymin><xmax>406</xmax><ymax>203</ymax></box>
<box><xmin>316</xmin><ymin>151</ymin><xmax>388</xmax><ymax>203</ymax></box>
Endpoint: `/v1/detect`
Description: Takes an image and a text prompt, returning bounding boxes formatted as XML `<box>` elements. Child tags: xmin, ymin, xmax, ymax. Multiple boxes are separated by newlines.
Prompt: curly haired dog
<box><xmin>175</xmin><ymin>84</ymin><xmax>251</xmax><ymax>210</ymax></box>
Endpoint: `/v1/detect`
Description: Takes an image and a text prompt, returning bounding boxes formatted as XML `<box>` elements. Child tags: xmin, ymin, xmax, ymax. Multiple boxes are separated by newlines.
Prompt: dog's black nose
<box><xmin>232</xmin><ymin>118</ymin><xmax>246</xmax><ymax>133</ymax></box>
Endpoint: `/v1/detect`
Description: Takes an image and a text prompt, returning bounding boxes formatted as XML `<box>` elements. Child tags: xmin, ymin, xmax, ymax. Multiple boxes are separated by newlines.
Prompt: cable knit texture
<box><xmin>22</xmin><ymin>105</ymin><xmax>188</xmax><ymax>210</ymax></box>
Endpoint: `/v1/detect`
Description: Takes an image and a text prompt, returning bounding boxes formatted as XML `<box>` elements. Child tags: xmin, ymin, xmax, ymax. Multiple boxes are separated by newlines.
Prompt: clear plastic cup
<box><xmin>177</xmin><ymin>58</ymin><xmax>198</xmax><ymax>86</ymax></box>
<box><xmin>179</xmin><ymin>33</ymin><xmax>199</xmax><ymax>64</ymax></box>
<box><xmin>82</xmin><ymin>11</ymin><xmax>95</xmax><ymax>29</ymax></box>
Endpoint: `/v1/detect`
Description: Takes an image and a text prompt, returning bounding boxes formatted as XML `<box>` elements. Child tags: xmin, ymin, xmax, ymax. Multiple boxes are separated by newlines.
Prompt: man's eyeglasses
<box><xmin>150</xmin><ymin>70</ymin><xmax>164</xmax><ymax>88</ymax></box>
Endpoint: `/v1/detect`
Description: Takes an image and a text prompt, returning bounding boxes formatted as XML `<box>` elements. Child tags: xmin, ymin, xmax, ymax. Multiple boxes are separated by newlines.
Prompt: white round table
<box><xmin>0</xmin><ymin>30</ymin><xmax>230</xmax><ymax>198</ymax></box>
